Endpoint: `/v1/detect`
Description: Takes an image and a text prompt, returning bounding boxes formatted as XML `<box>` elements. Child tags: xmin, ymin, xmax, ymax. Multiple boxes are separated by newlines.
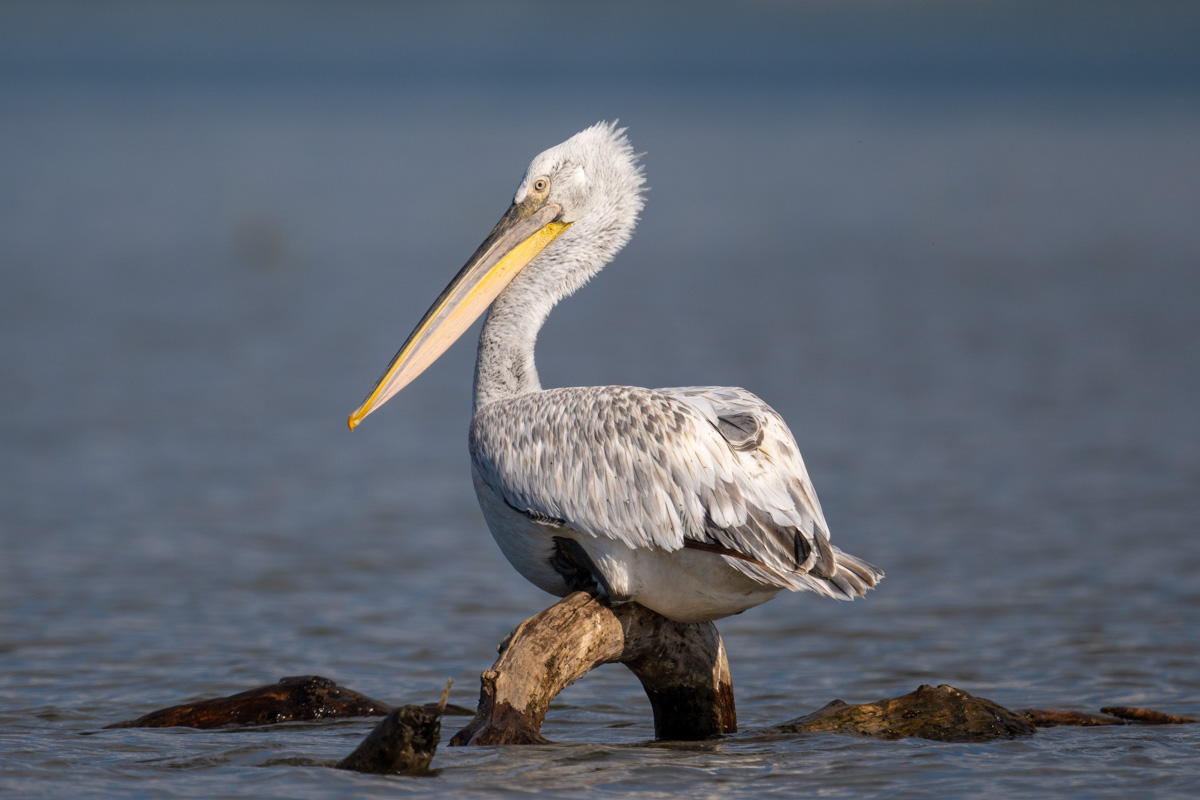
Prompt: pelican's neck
<box><xmin>472</xmin><ymin>278</ymin><xmax>553</xmax><ymax>412</ymax></box>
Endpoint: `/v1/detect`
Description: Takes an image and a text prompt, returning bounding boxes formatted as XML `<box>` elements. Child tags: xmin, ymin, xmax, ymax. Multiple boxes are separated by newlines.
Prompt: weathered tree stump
<box><xmin>105</xmin><ymin>675</ymin><xmax>392</xmax><ymax>729</ymax></box>
<box><xmin>451</xmin><ymin>591</ymin><xmax>737</xmax><ymax>745</ymax></box>
<box><xmin>336</xmin><ymin>680</ymin><xmax>452</xmax><ymax>775</ymax></box>
<box><xmin>771</xmin><ymin>684</ymin><xmax>1036</xmax><ymax>742</ymax></box>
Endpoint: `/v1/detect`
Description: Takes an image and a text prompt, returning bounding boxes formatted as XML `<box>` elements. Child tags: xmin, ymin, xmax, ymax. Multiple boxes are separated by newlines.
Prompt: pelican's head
<box><xmin>516</xmin><ymin>121</ymin><xmax>645</xmax><ymax>236</ymax></box>
<box><xmin>348</xmin><ymin>121</ymin><xmax>645</xmax><ymax>429</ymax></box>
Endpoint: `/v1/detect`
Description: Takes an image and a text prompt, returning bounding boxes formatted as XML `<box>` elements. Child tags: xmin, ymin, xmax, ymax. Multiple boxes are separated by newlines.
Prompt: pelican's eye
<box><xmin>532</xmin><ymin>177</ymin><xmax>549</xmax><ymax>193</ymax></box>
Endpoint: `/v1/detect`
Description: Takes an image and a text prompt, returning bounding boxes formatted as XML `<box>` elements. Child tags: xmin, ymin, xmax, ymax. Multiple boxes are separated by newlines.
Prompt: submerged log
<box><xmin>451</xmin><ymin>591</ymin><xmax>736</xmax><ymax>745</ymax></box>
<box><xmin>105</xmin><ymin>675</ymin><xmax>391</xmax><ymax>729</ymax></box>
<box><xmin>337</xmin><ymin>680</ymin><xmax>452</xmax><ymax>775</ymax></box>
<box><xmin>1100</xmin><ymin>706</ymin><xmax>1196</xmax><ymax>725</ymax></box>
<box><xmin>1020</xmin><ymin>708</ymin><xmax>1126</xmax><ymax>727</ymax></box>
<box><xmin>771</xmin><ymin>684</ymin><xmax>1036</xmax><ymax>743</ymax></box>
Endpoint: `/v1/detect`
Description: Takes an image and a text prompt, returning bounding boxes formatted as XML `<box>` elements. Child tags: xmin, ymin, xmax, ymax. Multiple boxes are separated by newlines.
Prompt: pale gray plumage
<box><xmin>470</xmin><ymin>384</ymin><xmax>878</xmax><ymax>603</ymax></box>
<box><xmin>352</xmin><ymin>121</ymin><xmax>883</xmax><ymax>622</ymax></box>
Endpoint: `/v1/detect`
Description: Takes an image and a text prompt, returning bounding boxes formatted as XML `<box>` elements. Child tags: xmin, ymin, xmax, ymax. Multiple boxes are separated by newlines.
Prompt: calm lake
<box><xmin>2</xmin><ymin>2</ymin><xmax>1198</xmax><ymax>797</ymax></box>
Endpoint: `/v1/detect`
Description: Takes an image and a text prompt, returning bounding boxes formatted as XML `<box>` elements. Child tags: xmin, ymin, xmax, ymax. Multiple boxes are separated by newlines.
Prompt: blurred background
<box><xmin>2</xmin><ymin>1</ymin><xmax>1198</xmax><ymax>796</ymax></box>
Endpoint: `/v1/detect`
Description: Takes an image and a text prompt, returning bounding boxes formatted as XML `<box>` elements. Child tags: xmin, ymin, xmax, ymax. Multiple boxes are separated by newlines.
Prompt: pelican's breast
<box><xmin>470</xmin><ymin>465</ymin><xmax>572</xmax><ymax>598</ymax></box>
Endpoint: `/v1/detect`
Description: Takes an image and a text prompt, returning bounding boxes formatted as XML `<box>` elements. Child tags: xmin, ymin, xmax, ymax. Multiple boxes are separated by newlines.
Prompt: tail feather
<box><xmin>827</xmin><ymin>545</ymin><xmax>884</xmax><ymax>598</ymax></box>
<box><xmin>791</xmin><ymin>545</ymin><xmax>884</xmax><ymax>600</ymax></box>
<box><xmin>721</xmin><ymin>542</ymin><xmax>884</xmax><ymax>601</ymax></box>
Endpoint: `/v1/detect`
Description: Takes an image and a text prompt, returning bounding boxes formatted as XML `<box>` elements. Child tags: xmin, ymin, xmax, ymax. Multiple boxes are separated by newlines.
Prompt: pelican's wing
<box><xmin>468</xmin><ymin>385</ymin><xmax>880</xmax><ymax>599</ymax></box>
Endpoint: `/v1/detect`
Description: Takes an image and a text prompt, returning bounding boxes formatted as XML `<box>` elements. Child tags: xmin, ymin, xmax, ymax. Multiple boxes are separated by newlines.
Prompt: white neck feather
<box><xmin>472</xmin><ymin>276</ymin><xmax>552</xmax><ymax>410</ymax></box>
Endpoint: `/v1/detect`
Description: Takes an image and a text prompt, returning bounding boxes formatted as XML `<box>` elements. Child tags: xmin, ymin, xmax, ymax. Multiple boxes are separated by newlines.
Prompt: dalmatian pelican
<box><xmin>349</xmin><ymin>122</ymin><xmax>882</xmax><ymax>622</ymax></box>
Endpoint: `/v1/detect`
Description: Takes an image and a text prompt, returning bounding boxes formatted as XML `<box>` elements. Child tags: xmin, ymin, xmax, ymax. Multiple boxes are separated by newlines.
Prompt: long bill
<box><xmin>348</xmin><ymin>199</ymin><xmax>570</xmax><ymax>429</ymax></box>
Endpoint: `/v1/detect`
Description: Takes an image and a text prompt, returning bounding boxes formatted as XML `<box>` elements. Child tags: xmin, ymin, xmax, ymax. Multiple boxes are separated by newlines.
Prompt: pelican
<box><xmin>349</xmin><ymin>122</ymin><xmax>882</xmax><ymax>622</ymax></box>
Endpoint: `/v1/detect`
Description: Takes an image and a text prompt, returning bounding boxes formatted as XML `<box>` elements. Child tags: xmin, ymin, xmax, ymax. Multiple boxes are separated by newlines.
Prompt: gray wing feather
<box><xmin>661</xmin><ymin>386</ymin><xmax>837</xmax><ymax>582</ymax></box>
<box><xmin>469</xmin><ymin>385</ymin><xmax>877</xmax><ymax>596</ymax></box>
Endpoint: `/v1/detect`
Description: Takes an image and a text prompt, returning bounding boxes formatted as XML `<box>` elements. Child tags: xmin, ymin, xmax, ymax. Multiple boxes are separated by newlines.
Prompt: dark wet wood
<box><xmin>104</xmin><ymin>675</ymin><xmax>391</xmax><ymax>729</ymax></box>
<box><xmin>337</xmin><ymin>680</ymin><xmax>451</xmax><ymax>775</ymax></box>
<box><xmin>451</xmin><ymin>591</ymin><xmax>736</xmax><ymax>745</ymax></box>
<box><xmin>771</xmin><ymin>684</ymin><xmax>1036</xmax><ymax>742</ymax></box>
<box><xmin>336</xmin><ymin>706</ymin><xmax>442</xmax><ymax>774</ymax></box>
<box><xmin>1101</xmin><ymin>706</ymin><xmax>1196</xmax><ymax>724</ymax></box>
<box><xmin>1020</xmin><ymin>708</ymin><xmax>1126</xmax><ymax>727</ymax></box>
<box><xmin>619</xmin><ymin>602</ymin><xmax>737</xmax><ymax>741</ymax></box>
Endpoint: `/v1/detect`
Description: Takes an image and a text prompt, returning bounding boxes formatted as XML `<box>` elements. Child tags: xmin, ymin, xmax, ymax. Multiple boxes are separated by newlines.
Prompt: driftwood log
<box><xmin>770</xmin><ymin>684</ymin><xmax>1036</xmax><ymax>742</ymax></box>
<box><xmin>104</xmin><ymin>675</ymin><xmax>392</xmax><ymax>729</ymax></box>
<box><xmin>451</xmin><ymin>591</ymin><xmax>736</xmax><ymax>745</ymax></box>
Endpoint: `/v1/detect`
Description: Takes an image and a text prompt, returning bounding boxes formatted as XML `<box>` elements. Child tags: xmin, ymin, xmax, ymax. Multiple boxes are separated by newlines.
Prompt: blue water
<box><xmin>2</xmin><ymin>2</ymin><xmax>1199</xmax><ymax>797</ymax></box>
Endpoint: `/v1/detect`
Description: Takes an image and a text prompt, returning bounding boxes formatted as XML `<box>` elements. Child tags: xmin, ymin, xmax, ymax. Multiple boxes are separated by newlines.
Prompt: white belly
<box><xmin>472</xmin><ymin>469</ymin><xmax>781</xmax><ymax>623</ymax></box>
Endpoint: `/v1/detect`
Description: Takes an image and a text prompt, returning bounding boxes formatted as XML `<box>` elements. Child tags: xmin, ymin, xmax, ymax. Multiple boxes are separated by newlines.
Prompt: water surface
<box><xmin>2</xmin><ymin>2</ymin><xmax>1199</xmax><ymax>797</ymax></box>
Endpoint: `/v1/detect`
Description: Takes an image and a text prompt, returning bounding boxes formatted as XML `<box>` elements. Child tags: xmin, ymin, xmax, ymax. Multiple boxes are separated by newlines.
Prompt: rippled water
<box><xmin>3</xmin><ymin>2</ymin><xmax>1199</xmax><ymax>797</ymax></box>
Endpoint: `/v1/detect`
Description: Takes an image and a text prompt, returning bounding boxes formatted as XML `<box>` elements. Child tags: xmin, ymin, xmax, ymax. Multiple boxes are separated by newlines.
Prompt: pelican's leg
<box><xmin>550</xmin><ymin>537</ymin><xmax>631</xmax><ymax>602</ymax></box>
